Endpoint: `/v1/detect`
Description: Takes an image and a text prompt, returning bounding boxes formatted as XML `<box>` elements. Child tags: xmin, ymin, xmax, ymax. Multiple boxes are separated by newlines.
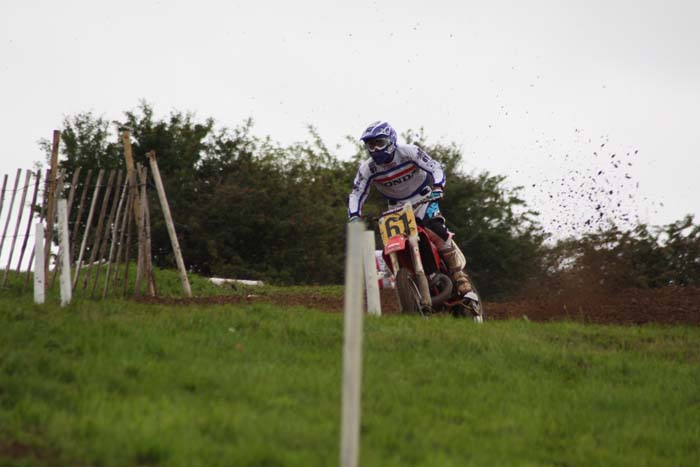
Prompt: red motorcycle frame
<box><xmin>377</xmin><ymin>198</ymin><xmax>484</xmax><ymax>320</ymax></box>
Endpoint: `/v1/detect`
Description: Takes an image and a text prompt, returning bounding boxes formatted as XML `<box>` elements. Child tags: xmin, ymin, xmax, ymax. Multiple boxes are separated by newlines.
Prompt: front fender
<box><xmin>383</xmin><ymin>235</ymin><xmax>407</xmax><ymax>255</ymax></box>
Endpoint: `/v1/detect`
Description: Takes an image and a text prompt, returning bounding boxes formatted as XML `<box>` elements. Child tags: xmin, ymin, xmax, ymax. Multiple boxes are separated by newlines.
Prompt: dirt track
<box><xmin>135</xmin><ymin>286</ymin><xmax>700</xmax><ymax>325</ymax></box>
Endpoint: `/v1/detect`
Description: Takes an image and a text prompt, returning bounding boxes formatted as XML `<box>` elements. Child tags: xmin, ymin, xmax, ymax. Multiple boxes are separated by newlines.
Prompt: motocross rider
<box><xmin>348</xmin><ymin>121</ymin><xmax>474</xmax><ymax>298</ymax></box>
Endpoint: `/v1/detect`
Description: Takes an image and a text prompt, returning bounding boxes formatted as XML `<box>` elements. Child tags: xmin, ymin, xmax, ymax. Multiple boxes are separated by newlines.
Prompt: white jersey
<box><xmin>348</xmin><ymin>143</ymin><xmax>445</xmax><ymax>217</ymax></box>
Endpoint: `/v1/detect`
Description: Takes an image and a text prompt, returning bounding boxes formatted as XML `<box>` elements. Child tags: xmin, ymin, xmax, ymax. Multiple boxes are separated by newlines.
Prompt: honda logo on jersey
<box><xmin>382</xmin><ymin>172</ymin><xmax>414</xmax><ymax>187</ymax></box>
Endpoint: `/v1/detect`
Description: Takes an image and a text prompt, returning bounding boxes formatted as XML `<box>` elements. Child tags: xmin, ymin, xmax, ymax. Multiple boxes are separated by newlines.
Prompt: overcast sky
<box><xmin>1</xmin><ymin>0</ymin><xmax>699</xmax><ymax>242</ymax></box>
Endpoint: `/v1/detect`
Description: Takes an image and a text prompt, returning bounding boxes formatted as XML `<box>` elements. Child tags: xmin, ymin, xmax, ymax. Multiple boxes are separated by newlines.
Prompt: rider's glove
<box><xmin>431</xmin><ymin>187</ymin><xmax>444</xmax><ymax>200</ymax></box>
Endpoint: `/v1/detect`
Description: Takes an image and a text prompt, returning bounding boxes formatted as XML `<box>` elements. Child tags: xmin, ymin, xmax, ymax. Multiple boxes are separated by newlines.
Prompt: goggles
<box><xmin>364</xmin><ymin>137</ymin><xmax>391</xmax><ymax>152</ymax></box>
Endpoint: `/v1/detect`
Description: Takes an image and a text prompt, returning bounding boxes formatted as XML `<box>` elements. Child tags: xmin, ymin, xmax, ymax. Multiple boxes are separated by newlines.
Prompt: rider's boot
<box><xmin>439</xmin><ymin>242</ymin><xmax>474</xmax><ymax>296</ymax></box>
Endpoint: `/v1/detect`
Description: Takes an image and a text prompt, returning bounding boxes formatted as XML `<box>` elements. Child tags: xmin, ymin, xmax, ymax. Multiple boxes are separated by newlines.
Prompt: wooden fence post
<box><xmin>0</xmin><ymin>174</ymin><xmax>8</xmax><ymax>221</ymax></box>
<box><xmin>114</xmin><ymin>189</ymin><xmax>132</xmax><ymax>294</ymax></box>
<box><xmin>122</xmin><ymin>131</ymin><xmax>146</xmax><ymax>296</ymax></box>
<box><xmin>103</xmin><ymin>177</ymin><xmax>129</xmax><ymax>298</ymax></box>
<box><xmin>147</xmin><ymin>151</ymin><xmax>192</xmax><ymax>297</ymax></box>
<box><xmin>15</xmin><ymin>170</ymin><xmax>41</xmax><ymax>274</ymax></box>
<box><xmin>91</xmin><ymin>170</ymin><xmax>123</xmax><ymax>297</ymax></box>
<box><xmin>48</xmin><ymin>169</ymin><xmax>66</xmax><ymax>289</ymax></box>
<box><xmin>2</xmin><ymin>169</ymin><xmax>31</xmax><ymax>286</ymax></box>
<box><xmin>57</xmin><ymin>199</ymin><xmax>72</xmax><ymax>306</ymax></box>
<box><xmin>137</xmin><ymin>165</ymin><xmax>156</xmax><ymax>296</ymax></box>
<box><xmin>73</xmin><ymin>169</ymin><xmax>104</xmax><ymax>289</ymax></box>
<box><xmin>34</xmin><ymin>223</ymin><xmax>45</xmax><ymax>304</ymax></box>
<box><xmin>82</xmin><ymin>170</ymin><xmax>115</xmax><ymax>292</ymax></box>
<box><xmin>120</xmin><ymin>195</ymin><xmax>134</xmax><ymax>297</ymax></box>
<box><xmin>44</xmin><ymin>130</ymin><xmax>60</xmax><ymax>292</ymax></box>
<box><xmin>0</xmin><ymin>168</ymin><xmax>21</xmax><ymax>261</ymax></box>
<box><xmin>70</xmin><ymin>169</ymin><xmax>93</xmax><ymax>264</ymax></box>
<box><xmin>24</xmin><ymin>170</ymin><xmax>50</xmax><ymax>289</ymax></box>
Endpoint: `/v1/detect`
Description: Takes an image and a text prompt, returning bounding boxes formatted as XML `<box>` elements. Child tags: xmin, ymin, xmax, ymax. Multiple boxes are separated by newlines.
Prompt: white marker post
<box><xmin>33</xmin><ymin>224</ymin><xmax>45</xmax><ymax>304</ymax></box>
<box><xmin>362</xmin><ymin>230</ymin><xmax>381</xmax><ymax>316</ymax></box>
<box><xmin>57</xmin><ymin>199</ymin><xmax>72</xmax><ymax>306</ymax></box>
<box><xmin>340</xmin><ymin>222</ymin><xmax>365</xmax><ymax>467</ymax></box>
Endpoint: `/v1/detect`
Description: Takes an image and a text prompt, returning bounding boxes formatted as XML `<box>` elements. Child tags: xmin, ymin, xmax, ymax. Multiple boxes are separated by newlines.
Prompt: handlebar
<box><xmin>360</xmin><ymin>193</ymin><xmax>443</xmax><ymax>222</ymax></box>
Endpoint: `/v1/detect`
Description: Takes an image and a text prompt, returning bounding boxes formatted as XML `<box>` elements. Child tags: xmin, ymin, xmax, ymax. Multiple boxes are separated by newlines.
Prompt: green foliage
<box><xmin>43</xmin><ymin>104</ymin><xmax>549</xmax><ymax>299</ymax></box>
<box><xmin>543</xmin><ymin>215</ymin><xmax>700</xmax><ymax>290</ymax></box>
<box><xmin>1</xmin><ymin>298</ymin><xmax>699</xmax><ymax>466</ymax></box>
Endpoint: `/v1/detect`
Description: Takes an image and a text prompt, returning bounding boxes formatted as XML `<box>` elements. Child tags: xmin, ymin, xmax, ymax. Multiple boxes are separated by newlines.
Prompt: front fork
<box><xmin>389</xmin><ymin>236</ymin><xmax>432</xmax><ymax>311</ymax></box>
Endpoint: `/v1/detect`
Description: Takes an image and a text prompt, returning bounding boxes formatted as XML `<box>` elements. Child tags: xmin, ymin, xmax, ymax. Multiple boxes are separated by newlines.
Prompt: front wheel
<box><xmin>395</xmin><ymin>268</ymin><xmax>423</xmax><ymax>315</ymax></box>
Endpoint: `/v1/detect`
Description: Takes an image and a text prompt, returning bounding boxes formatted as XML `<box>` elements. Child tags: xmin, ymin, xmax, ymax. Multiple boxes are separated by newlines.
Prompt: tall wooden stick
<box><xmin>102</xmin><ymin>176</ymin><xmax>129</xmax><ymax>298</ymax></box>
<box><xmin>113</xmin><ymin>187</ymin><xmax>132</xmax><ymax>294</ymax></box>
<box><xmin>24</xmin><ymin>170</ymin><xmax>50</xmax><ymax>289</ymax></box>
<box><xmin>33</xmin><ymin>223</ymin><xmax>45</xmax><ymax>304</ymax></box>
<box><xmin>133</xmin><ymin>165</ymin><xmax>146</xmax><ymax>296</ymax></box>
<box><xmin>48</xmin><ymin>170</ymin><xmax>66</xmax><ymax>289</ymax></box>
<box><xmin>147</xmin><ymin>151</ymin><xmax>191</xmax><ymax>297</ymax></box>
<box><xmin>2</xmin><ymin>169</ymin><xmax>31</xmax><ymax>286</ymax></box>
<box><xmin>143</xmin><ymin>185</ymin><xmax>157</xmax><ymax>296</ymax></box>
<box><xmin>43</xmin><ymin>130</ymin><xmax>60</xmax><ymax>291</ymax></box>
<box><xmin>0</xmin><ymin>174</ymin><xmax>8</xmax><ymax>222</ymax></box>
<box><xmin>82</xmin><ymin>170</ymin><xmax>115</xmax><ymax>293</ymax></box>
<box><xmin>91</xmin><ymin>170</ymin><xmax>123</xmax><ymax>297</ymax></box>
<box><xmin>0</xmin><ymin>168</ymin><xmax>22</xmax><ymax>260</ymax></box>
<box><xmin>16</xmin><ymin>170</ymin><xmax>41</xmax><ymax>274</ymax></box>
<box><xmin>122</xmin><ymin>131</ymin><xmax>146</xmax><ymax>295</ymax></box>
<box><xmin>66</xmin><ymin>167</ymin><xmax>82</xmax><ymax>214</ymax></box>
<box><xmin>121</xmin><ymin>194</ymin><xmax>134</xmax><ymax>297</ymax></box>
<box><xmin>136</xmin><ymin>165</ymin><xmax>156</xmax><ymax>296</ymax></box>
<box><xmin>70</xmin><ymin>169</ymin><xmax>93</xmax><ymax>265</ymax></box>
<box><xmin>72</xmin><ymin>169</ymin><xmax>104</xmax><ymax>290</ymax></box>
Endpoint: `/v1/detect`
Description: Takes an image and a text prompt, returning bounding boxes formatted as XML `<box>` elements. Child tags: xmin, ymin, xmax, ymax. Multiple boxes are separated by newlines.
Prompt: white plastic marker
<box><xmin>57</xmin><ymin>199</ymin><xmax>72</xmax><ymax>306</ymax></box>
<box><xmin>362</xmin><ymin>230</ymin><xmax>381</xmax><ymax>316</ymax></box>
<box><xmin>340</xmin><ymin>221</ymin><xmax>365</xmax><ymax>467</ymax></box>
<box><xmin>33</xmin><ymin>223</ymin><xmax>45</xmax><ymax>304</ymax></box>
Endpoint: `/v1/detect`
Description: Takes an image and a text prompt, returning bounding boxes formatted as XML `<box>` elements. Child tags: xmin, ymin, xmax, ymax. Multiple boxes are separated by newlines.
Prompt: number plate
<box><xmin>378</xmin><ymin>203</ymin><xmax>417</xmax><ymax>246</ymax></box>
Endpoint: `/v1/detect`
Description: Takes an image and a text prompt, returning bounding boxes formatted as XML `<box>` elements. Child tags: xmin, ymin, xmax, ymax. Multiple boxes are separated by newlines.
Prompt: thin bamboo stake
<box><xmin>143</xmin><ymin>186</ymin><xmax>157</xmax><ymax>296</ymax></box>
<box><xmin>2</xmin><ymin>169</ymin><xmax>31</xmax><ymax>286</ymax></box>
<box><xmin>44</xmin><ymin>130</ymin><xmax>60</xmax><ymax>291</ymax></box>
<box><xmin>72</xmin><ymin>169</ymin><xmax>104</xmax><ymax>290</ymax></box>
<box><xmin>33</xmin><ymin>224</ymin><xmax>45</xmax><ymax>304</ymax></box>
<box><xmin>0</xmin><ymin>168</ymin><xmax>22</xmax><ymax>260</ymax></box>
<box><xmin>16</xmin><ymin>170</ymin><xmax>41</xmax><ymax>274</ymax></box>
<box><xmin>24</xmin><ymin>170</ymin><xmax>50</xmax><ymax>289</ymax></box>
<box><xmin>133</xmin><ymin>164</ymin><xmax>146</xmax><ymax>297</ymax></box>
<box><xmin>113</xmin><ymin>187</ymin><xmax>132</xmax><ymax>294</ymax></box>
<box><xmin>121</xmin><ymin>193</ymin><xmax>135</xmax><ymax>297</ymax></box>
<box><xmin>82</xmin><ymin>170</ymin><xmax>115</xmax><ymax>293</ymax></box>
<box><xmin>0</xmin><ymin>174</ymin><xmax>8</xmax><ymax>222</ymax></box>
<box><xmin>102</xmin><ymin>176</ymin><xmax>129</xmax><ymax>298</ymax></box>
<box><xmin>66</xmin><ymin>167</ymin><xmax>82</xmax><ymax>214</ymax></box>
<box><xmin>70</xmin><ymin>169</ymin><xmax>93</xmax><ymax>265</ymax></box>
<box><xmin>122</xmin><ymin>131</ymin><xmax>146</xmax><ymax>295</ymax></box>
<box><xmin>147</xmin><ymin>151</ymin><xmax>192</xmax><ymax>297</ymax></box>
<box><xmin>91</xmin><ymin>170</ymin><xmax>123</xmax><ymax>297</ymax></box>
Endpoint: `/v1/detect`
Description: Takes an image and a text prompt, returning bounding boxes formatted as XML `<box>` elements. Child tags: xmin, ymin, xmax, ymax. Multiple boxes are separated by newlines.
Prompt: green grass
<box><xmin>0</xmin><ymin>264</ymin><xmax>343</xmax><ymax>301</ymax></box>
<box><xmin>1</xmin><ymin>296</ymin><xmax>699</xmax><ymax>466</ymax></box>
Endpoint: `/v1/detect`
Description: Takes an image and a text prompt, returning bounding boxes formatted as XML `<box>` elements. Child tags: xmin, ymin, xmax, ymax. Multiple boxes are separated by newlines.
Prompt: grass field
<box><xmin>1</xmin><ymin>290</ymin><xmax>699</xmax><ymax>467</ymax></box>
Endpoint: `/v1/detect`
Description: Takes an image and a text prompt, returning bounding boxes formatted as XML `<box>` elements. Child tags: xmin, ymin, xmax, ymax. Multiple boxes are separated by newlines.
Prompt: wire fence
<box><xmin>0</xmin><ymin>165</ymin><xmax>155</xmax><ymax>298</ymax></box>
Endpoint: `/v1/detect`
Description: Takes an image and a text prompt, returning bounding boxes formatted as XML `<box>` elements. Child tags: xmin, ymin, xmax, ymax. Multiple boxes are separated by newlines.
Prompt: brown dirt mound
<box><xmin>134</xmin><ymin>286</ymin><xmax>700</xmax><ymax>326</ymax></box>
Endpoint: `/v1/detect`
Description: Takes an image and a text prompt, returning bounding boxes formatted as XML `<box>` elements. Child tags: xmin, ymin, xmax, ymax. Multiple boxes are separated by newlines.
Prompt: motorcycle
<box><xmin>375</xmin><ymin>196</ymin><xmax>485</xmax><ymax>321</ymax></box>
